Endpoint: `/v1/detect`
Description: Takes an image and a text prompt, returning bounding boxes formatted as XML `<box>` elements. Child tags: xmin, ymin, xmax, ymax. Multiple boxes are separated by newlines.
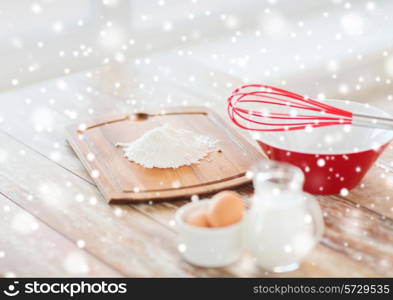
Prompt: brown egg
<box><xmin>207</xmin><ymin>191</ymin><xmax>245</xmax><ymax>227</ymax></box>
<box><xmin>186</xmin><ymin>209</ymin><xmax>210</xmax><ymax>227</ymax></box>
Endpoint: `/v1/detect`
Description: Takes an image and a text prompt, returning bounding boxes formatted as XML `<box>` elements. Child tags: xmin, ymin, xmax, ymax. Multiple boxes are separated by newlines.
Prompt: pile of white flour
<box><xmin>116</xmin><ymin>124</ymin><xmax>219</xmax><ymax>168</ymax></box>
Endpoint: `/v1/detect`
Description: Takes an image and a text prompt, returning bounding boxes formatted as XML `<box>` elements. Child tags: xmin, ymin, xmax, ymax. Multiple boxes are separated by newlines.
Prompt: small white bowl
<box><xmin>175</xmin><ymin>200</ymin><xmax>243</xmax><ymax>267</ymax></box>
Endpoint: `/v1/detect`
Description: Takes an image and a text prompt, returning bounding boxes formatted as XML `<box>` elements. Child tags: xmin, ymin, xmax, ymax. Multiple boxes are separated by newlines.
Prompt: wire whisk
<box><xmin>228</xmin><ymin>84</ymin><xmax>393</xmax><ymax>132</ymax></box>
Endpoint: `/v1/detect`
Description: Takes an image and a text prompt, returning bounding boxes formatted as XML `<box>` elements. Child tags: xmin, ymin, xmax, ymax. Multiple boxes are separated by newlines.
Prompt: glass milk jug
<box><xmin>244</xmin><ymin>160</ymin><xmax>324</xmax><ymax>272</ymax></box>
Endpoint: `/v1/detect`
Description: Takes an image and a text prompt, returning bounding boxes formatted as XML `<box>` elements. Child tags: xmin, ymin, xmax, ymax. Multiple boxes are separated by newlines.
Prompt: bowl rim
<box><xmin>254</xmin><ymin>99</ymin><xmax>393</xmax><ymax>155</ymax></box>
<box><xmin>257</xmin><ymin>139</ymin><xmax>391</xmax><ymax>156</ymax></box>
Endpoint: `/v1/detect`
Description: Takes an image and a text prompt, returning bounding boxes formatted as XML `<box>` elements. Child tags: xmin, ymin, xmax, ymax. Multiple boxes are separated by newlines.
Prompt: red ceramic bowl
<box><xmin>254</xmin><ymin>100</ymin><xmax>393</xmax><ymax>195</ymax></box>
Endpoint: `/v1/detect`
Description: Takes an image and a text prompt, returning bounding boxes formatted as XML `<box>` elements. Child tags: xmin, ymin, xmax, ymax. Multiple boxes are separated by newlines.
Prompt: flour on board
<box><xmin>116</xmin><ymin>123</ymin><xmax>220</xmax><ymax>168</ymax></box>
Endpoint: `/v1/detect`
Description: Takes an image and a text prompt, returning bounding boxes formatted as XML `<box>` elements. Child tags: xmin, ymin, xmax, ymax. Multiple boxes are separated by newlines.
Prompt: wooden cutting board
<box><xmin>66</xmin><ymin>106</ymin><xmax>263</xmax><ymax>203</ymax></box>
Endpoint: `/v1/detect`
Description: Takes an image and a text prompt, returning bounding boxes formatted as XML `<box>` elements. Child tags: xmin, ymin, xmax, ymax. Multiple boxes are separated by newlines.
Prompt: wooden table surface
<box><xmin>0</xmin><ymin>52</ymin><xmax>392</xmax><ymax>277</ymax></box>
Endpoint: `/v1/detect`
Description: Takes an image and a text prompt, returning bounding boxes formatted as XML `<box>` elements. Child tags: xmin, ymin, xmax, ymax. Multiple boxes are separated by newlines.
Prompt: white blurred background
<box><xmin>1</xmin><ymin>0</ymin><xmax>393</xmax><ymax>105</ymax></box>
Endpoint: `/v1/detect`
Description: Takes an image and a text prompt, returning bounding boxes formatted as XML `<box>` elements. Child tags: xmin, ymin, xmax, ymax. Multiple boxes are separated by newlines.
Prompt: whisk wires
<box><xmin>228</xmin><ymin>84</ymin><xmax>353</xmax><ymax>132</ymax></box>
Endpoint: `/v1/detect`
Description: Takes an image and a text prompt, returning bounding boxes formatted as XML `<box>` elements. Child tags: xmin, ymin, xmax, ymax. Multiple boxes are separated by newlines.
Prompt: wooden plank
<box><xmin>0</xmin><ymin>132</ymin><xmax>238</xmax><ymax>277</ymax></box>
<box><xmin>341</xmin><ymin>151</ymin><xmax>393</xmax><ymax>219</ymax></box>
<box><xmin>0</xmin><ymin>194</ymin><xmax>121</xmax><ymax>277</ymax></box>
<box><xmin>319</xmin><ymin>196</ymin><xmax>393</xmax><ymax>275</ymax></box>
